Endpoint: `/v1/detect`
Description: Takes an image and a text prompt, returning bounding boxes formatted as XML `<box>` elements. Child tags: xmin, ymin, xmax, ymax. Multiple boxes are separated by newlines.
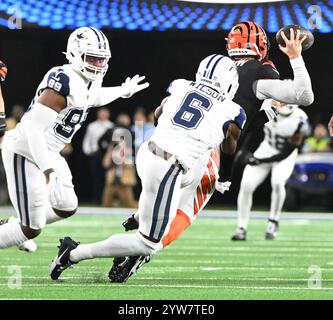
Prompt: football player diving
<box><xmin>0</xmin><ymin>27</ymin><xmax>149</xmax><ymax>252</ymax></box>
<box><xmin>103</xmin><ymin>21</ymin><xmax>314</xmax><ymax>282</ymax></box>
<box><xmin>106</xmin><ymin>21</ymin><xmax>314</xmax><ymax>283</ymax></box>
<box><xmin>49</xmin><ymin>55</ymin><xmax>246</xmax><ymax>281</ymax></box>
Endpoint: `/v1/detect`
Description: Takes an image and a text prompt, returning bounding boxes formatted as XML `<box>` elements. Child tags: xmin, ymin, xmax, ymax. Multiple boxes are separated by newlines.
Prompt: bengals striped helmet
<box><xmin>226</xmin><ymin>21</ymin><xmax>269</xmax><ymax>61</ymax></box>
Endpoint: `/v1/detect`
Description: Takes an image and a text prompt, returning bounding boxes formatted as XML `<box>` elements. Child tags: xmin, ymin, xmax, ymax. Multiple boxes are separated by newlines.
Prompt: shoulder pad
<box><xmin>46</xmin><ymin>68</ymin><xmax>70</xmax><ymax>97</ymax></box>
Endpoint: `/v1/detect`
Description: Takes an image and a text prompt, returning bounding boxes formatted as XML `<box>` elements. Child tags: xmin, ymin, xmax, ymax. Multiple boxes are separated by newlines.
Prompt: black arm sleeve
<box><xmin>246</xmin><ymin>109</ymin><xmax>270</xmax><ymax>131</ymax></box>
<box><xmin>258</xmin><ymin>143</ymin><xmax>296</xmax><ymax>163</ymax></box>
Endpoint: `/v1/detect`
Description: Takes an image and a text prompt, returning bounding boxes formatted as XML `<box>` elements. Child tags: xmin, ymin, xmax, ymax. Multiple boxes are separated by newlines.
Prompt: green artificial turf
<box><xmin>0</xmin><ymin>213</ymin><xmax>333</xmax><ymax>300</ymax></box>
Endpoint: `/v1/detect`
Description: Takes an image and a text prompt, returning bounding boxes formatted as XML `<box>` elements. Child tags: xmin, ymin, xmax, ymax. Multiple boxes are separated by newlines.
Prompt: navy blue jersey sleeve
<box><xmin>46</xmin><ymin>69</ymin><xmax>70</xmax><ymax>97</ymax></box>
<box><xmin>234</xmin><ymin>107</ymin><xmax>247</xmax><ymax>130</ymax></box>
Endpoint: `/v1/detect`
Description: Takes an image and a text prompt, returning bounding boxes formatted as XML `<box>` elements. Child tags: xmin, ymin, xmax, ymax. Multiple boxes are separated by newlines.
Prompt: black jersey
<box><xmin>219</xmin><ymin>59</ymin><xmax>280</xmax><ymax>182</ymax></box>
<box><xmin>233</xmin><ymin>59</ymin><xmax>280</xmax><ymax>127</ymax></box>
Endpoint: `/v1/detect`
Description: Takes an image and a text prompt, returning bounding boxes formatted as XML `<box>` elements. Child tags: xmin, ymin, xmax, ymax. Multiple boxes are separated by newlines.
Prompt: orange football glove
<box><xmin>0</xmin><ymin>61</ymin><xmax>7</xmax><ymax>82</ymax></box>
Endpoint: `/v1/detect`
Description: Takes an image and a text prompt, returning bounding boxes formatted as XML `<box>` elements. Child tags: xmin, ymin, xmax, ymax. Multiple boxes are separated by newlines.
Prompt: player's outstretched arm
<box><xmin>328</xmin><ymin>116</ymin><xmax>333</xmax><ymax>137</ymax></box>
<box><xmin>0</xmin><ymin>61</ymin><xmax>8</xmax><ymax>144</ymax></box>
<box><xmin>254</xmin><ymin>28</ymin><xmax>314</xmax><ymax>106</ymax></box>
<box><xmin>94</xmin><ymin>74</ymin><xmax>149</xmax><ymax>107</ymax></box>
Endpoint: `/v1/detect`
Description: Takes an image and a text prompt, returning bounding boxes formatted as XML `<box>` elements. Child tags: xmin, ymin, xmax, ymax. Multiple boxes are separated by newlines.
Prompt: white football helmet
<box><xmin>278</xmin><ymin>104</ymin><xmax>298</xmax><ymax>116</ymax></box>
<box><xmin>196</xmin><ymin>54</ymin><xmax>239</xmax><ymax>100</ymax></box>
<box><xmin>65</xmin><ymin>27</ymin><xmax>111</xmax><ymax>81</ymax></box>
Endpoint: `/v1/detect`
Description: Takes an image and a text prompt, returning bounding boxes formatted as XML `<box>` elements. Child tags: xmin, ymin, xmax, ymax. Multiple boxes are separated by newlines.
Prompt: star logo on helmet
<box><xmin>77</xmin><ymin>32</ymin><xmax>86</xmax><ymax>40</ymax></box>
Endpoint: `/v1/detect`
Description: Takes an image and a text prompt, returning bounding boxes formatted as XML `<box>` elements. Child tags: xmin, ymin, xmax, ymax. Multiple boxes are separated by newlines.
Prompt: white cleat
<box><xmin>17</xmin><ymin>240</ymin><xmax>37</xmax><ymax>252</ymax></box>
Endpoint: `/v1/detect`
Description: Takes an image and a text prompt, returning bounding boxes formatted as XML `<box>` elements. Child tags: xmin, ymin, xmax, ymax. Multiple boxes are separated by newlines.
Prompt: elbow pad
<box><xmin>299</xmin><ymin>90</ymin><xmax>314</xmax><ymax>106</ymax></box>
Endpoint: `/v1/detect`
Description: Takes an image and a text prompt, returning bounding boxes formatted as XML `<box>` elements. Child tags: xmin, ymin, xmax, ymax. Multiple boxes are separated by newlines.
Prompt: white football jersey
<box><xmin>151</xmin><ymin>79</ymin><xmax>246</xmax><ymax>169</ymax></box>
<box><xmin>262</xmin><ymin>108</ymin><xmax>310</xmax><ymax>154</ymax></box>
<box><xmin>2</xmin><ymin>64</ymin><xmax>102</xmax><ymax>161</ymax></box>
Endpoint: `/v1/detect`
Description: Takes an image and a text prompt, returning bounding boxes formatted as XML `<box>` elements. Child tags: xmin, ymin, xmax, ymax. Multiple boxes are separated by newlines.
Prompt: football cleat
<box><xmin>265</xmin><ymin>219</ymin><xmax>279</xmax><ymax>240</ymax></box>
<box><xmin>49</xmin><ymin>237</ymin><xmax>79</xmax><ymax>280</ymax></box>
<box><xmin>122</xmin><ymin>214</ymin><xmax>139</xmax><ymax>232</ymax></box>
<box><xmin>231</xmin><ymin>227</ymin><xmax>247</xmax><ymax>241</ymax></box>
<box><xmin>18</xmin><ymin>239</ymin><xmax>37</xmax><ymax>253</ymax></box>
<box><xmin>108</xmin><ymin>255</ymin><xmax>151</xmax><ymax>283</ymax></box>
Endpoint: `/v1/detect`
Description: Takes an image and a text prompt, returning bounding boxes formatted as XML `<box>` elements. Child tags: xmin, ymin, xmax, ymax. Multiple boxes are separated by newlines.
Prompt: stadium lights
<box><xmin>178</xmin><ymin>0</ymin><xmax>291</xmax><ymax>3</ymax></box>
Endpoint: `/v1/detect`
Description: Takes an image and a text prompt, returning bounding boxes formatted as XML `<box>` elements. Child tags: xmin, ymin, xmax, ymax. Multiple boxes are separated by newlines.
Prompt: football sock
<box><xmin>0</xmin><ymin>217</ymin><xmax>28</xmax><ymax>249</ymax></box>
<box><xmin>237</xmin><ymin>187</ymin><xmax>252</xmax><ymax>230</ymax></box>
<box><xmin>70</xmin><ymin>233</ymin><xmax>153</xmax><ymax>262</ymax></box>
<box><xmin>269</xmin><ymin>183</ymin><xmax>286</xmax><ymax>221</ymax></box>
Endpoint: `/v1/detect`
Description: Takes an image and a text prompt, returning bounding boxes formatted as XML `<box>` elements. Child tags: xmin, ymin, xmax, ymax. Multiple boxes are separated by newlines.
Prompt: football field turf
<box><xmin>1</xmin><ymin>211</ymin><xmax>333</xmax><ymax>300</ymax></box>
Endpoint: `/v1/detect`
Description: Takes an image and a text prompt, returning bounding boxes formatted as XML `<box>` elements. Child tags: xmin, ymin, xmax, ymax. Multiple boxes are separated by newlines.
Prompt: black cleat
<box><xmin>49</xmin><ymin>237</ymin><xmax>79</xmax><ymax>280</ymax></box>
<box><xmin>231</xmin><ymin>227</ymin><xmax>247</xmax><ymax>241</ymax></box>
<box><xmin>0</xmin><ymin>218</ymin><xmax>9</xmax><ymax>225</ymax></box>
<box><xmin>265</xmin><ymin>219</ymin><xmax>279</xmax><ymax>240</ymax></box>
<box><xmin>122</xmin><ymin>214</ymin><xmax>139</xmax><ymax>231</ymax></box>
<box><xmin>108</xmin><ymin>255</ymin><xmax>151</xmax><ymax>283</ymax></box>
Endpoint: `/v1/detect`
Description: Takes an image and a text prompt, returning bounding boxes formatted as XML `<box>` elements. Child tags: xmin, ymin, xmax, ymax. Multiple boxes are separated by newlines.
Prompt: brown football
<box><xmin>276</xmin><ymin>25</ymin><xmax>314</xmax><ymax>51</ymax></box>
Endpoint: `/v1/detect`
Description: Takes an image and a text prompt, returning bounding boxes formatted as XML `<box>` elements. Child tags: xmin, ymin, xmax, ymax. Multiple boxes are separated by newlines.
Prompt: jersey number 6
<box><xmin>172</xmin><ymin>92</ymin><xmax>212</xmax><ymax>130</ymax></box>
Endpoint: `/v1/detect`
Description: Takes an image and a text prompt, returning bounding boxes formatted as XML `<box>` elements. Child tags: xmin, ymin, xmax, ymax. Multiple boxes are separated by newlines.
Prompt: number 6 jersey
<box><xmin>151</xmin><ymin>79</ymin><xmax>247</xmax><ymax>170</ymax></box>
<box><xmin>2</xmin><ymin>64</ymin><xmax>102</xmax><ymax>162</ymax></box>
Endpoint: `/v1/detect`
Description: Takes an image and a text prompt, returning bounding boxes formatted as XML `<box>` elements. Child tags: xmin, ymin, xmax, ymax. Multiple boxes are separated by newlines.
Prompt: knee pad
<box><xmin>52</xmin><ymin>188</ymin><xmax>78</xmax><ymax>212</ymax></box>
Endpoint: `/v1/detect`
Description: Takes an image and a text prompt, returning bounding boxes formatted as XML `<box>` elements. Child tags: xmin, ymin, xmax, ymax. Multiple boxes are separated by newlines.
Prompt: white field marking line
<box><xmin>141</xmin><ymin>252</ymin><xmax>331</xmax><ymax>258</ymax></box>
<box><xmin>3</xmin><ymin>206</ymin><xmax>333</xmax><ymax>221</ymax></box>
<box><xmin>22</xmin><ymin>243</ymin><xmax>333</xmax><ymax>253</ymax></box>
<box><xmin>0</xmin><ymin>275</ymin><xmax>326</xmax><ymax>282</ymax></box>
<box><xmin>35</xmin><ymin>242</ymin><xmax>333</xmax><ymax>251</ymax></box>
<box><xmin>1</xmin><ymin>265</ymin><xmax>333</xmax><ymax>272</ymax></box>
<box><xmin>0</xmin><ymin>283</ymin><xmax>333</xmax><ymax>291</ymax></box>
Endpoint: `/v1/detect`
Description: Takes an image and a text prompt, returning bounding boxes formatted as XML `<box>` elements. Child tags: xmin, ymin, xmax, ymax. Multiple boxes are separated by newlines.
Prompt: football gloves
<box><xmin>264</xmin><ymin>105</ymin><xmax>279</xmax><ymax>121</ymax></box>
<box><xmin>121</xmin><ymin>74</ymin><xmax>149</xmax><ymax>98</ymax></box>
<box><xmin>215</xmin><ymin>181</ymin><xmax>231</xmax><ymax>194</ymax></box>
<box><xmin>48</xmin><ymin>172</ymin><xmax>66</xmax><ymax>207</ymax></box>
<box><xmin>0</xmin><ymin>61</ymin><xmax>7</xmax><ymax>82</ymax></box>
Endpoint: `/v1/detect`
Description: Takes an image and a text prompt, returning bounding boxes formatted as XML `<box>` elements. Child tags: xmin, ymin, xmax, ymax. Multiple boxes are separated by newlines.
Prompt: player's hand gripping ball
<box><xmin>276</xmin><ymin>25</ymin><xmax>314</xmax><ymax>51</ymax></box>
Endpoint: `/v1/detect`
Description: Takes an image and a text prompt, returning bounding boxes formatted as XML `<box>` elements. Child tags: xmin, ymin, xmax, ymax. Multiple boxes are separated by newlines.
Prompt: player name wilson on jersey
<box><xmin>151</xmin><ymin>79</ymin><xmax>246</xmax><ymax>169</ymax></box>
<box><xmin>188</xmin><ymin>81</ymin><xmax>225</xmax><ymax>102</ymax></box>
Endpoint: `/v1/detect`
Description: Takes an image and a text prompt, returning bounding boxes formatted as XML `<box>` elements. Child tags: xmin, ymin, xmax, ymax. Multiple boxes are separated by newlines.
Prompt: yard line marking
<box><xmin>0</xmin><ymin>283</ymin><xmax>333</xmax><ymax>291</ymax></box>
<box><xmin>0</xmin><ymin>275</ymin><xmax>327</xmax><ymax>282</ymax></box>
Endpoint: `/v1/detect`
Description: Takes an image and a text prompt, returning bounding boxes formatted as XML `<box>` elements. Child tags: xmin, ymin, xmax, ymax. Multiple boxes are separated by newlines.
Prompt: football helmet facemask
<box><xmin>65</xmin><ymin>27</ymin><xmax>111</xmax><ymax>81</ymax></box>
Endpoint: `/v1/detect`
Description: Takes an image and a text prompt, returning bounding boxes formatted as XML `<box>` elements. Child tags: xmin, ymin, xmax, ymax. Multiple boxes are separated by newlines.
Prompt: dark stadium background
<box><xmin>0</xmin><ymin>18</ymin><xmax>331</xmax><ymax>207</ymax></box>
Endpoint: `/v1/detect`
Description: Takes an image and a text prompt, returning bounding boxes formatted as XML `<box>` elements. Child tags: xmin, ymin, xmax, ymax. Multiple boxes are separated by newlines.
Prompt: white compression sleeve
<box><xmin>93</xmin><ymin>86</ymin><xmax>126</xmax><ymax>107</ymax></box>
<box><xmin>254</xmin><ymin>57</ymin><xmax>314</xmax><ymax>106</ymax></box>
<box><xmin>22</xmin><ymin>102</ymin><xmax>58</xmax><ymax>172</ymax></box>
